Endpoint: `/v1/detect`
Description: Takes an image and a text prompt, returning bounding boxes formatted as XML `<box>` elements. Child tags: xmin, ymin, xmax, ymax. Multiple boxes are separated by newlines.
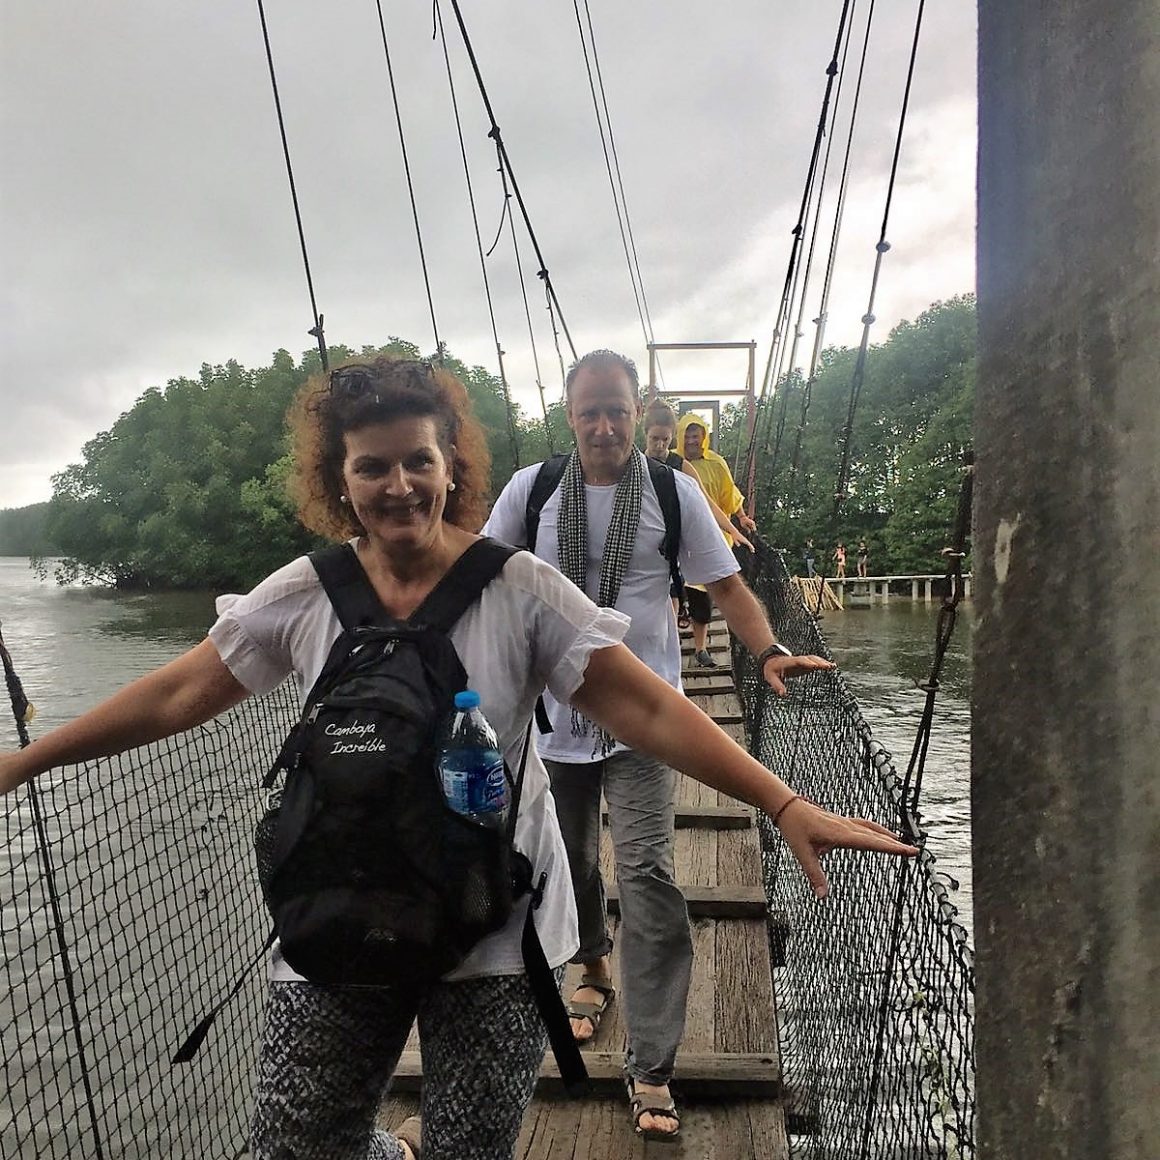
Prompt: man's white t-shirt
<box><xmin>208</xmin><ymin>546</ymin><xmax>628</xmax><ymax>981</ymax></box>
<box><xmin>483</xmin><ymin>453</ymin><xmax>739</xmax><ymax>763</ymax></box>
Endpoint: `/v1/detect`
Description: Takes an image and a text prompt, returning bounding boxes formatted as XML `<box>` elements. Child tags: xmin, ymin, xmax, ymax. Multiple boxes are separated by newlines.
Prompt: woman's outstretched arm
<box><xmin>570</xmin><ymin>643</ymin><xmax>915</xmax><ymax>897</ymax></box>
<box><xmin>0</xmin><ymin>639</ymin><xmax>249</xmax><ymax>794</ymax></box>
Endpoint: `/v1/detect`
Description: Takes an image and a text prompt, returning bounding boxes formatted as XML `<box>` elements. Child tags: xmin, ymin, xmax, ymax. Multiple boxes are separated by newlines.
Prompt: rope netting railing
<box><xmin>2</xmin><ymin>683</ymin><xmax>299</xmax><ymax>1160</ymax></box>
<box><xmin>735</xmin><ymin>540</ymin><xmax>975</xmax><ymax>1159</ymax></box>
<box><xmin>3</xmin><ymin>541</ymin><xmax>974</xmax><ymax>1158</ymax></box>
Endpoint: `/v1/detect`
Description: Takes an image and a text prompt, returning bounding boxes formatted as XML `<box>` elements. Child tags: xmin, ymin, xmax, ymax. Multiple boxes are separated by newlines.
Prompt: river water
<box><xmin>1</xmin><ymin>557</ymin><xmax>974</xmax><ymax>1155</ymax></box>
<box><xmin>819</xmin><ymin>600</ymin><xmax>974</xmax><ymax>940</ymax></box>
<box><xmin>0</xmin><ymin>556</ymin><xmax>975</xmax><ymax>938</ymax></box>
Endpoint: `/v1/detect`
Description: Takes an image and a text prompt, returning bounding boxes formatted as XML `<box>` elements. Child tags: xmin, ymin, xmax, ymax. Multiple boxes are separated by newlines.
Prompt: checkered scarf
<box><xmin>556</xmin><ymin>447</ymin><xmax>643</xmax><ymax>754</ymax></box>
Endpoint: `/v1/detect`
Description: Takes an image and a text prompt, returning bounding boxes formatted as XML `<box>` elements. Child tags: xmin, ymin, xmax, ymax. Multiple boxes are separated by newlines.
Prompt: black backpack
<box><xmin>525</xmin><ymin>452</ymin><xmax>686</xmax><ymax>607</ymax></box>
<box><xmin>175</xmin><ymin>538</ymin><xmax>586</xmax><ymax>1089</ymax></box>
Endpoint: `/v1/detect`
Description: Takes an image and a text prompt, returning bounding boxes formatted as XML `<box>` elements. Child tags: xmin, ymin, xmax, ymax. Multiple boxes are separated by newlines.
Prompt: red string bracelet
<box><xmin>771</xmin><ymin>794</ymin><xmax>805</xmax><ymax>828</ymax></box>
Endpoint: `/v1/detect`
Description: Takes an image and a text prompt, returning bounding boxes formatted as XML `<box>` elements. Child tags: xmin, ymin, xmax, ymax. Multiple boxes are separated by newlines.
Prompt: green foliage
<box><xmin>39</xmin><ymin>299</ymin><xmax>975</xmax><ymax>590</ymax></box>
<box><xmin>40</xmin><ymin>343</ymin><xmax>558</xmax><ymax>590</ymax></box>
<box><xmin>0</xmin><ymin>503</ymin><xmax>59</xmax><ymax>557</ymax></box>
<box><xmin>43</xmin><ymin>352</ymin><xmax>321</xmax><ymax>589</ymax></box>
<box><xmin>753</xmin><ymin>295</ymin><xmax>976</xmax><ymax>575</ymax></box>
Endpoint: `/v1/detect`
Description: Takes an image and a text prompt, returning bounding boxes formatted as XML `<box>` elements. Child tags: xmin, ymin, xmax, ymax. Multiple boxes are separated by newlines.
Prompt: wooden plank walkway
<box><xmin>381</xmin><ymin>619</ymin><xmax>789</xmax><ymax>1158</ymax></box>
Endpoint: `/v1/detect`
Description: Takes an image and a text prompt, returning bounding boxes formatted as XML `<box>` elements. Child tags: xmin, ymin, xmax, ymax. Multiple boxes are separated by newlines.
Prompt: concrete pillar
<box><xmin>975</xmin><ymin>4</ymin><xmax>1160</xmax><ymax>1158</ymax></box>
<box><xmin>924</xmin><ymin>579</ymin><xmax>933</xmax><ymax>604</ymax></box>
<box><xmin>911</xmin><ymin>578</ymin><xmax>919</xmax><ymax>601</ymax></box>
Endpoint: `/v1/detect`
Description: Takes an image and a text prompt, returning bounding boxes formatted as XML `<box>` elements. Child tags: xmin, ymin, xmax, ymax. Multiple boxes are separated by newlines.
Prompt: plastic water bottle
<box><xmin>437</xmin><ymin>690</ymin><xmax>509</xmax><ymax>827</ymax></box>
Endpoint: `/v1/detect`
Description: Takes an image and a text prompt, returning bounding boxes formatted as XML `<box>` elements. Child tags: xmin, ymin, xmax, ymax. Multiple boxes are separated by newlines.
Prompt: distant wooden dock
<box><xmin>380</xmin><ymin>618</ymin><xmax>789</xmax><ymax>1158</ymax></box>
<box><xmin>793</xmin><ymin>572</ymin><xmax>973</xmax><ymax>609</ymax></box>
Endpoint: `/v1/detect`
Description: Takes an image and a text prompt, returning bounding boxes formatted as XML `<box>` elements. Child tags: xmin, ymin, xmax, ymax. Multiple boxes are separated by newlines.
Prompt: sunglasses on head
<box><xmin>328</xmin><ymin>360</ymin><xmax>434</xmax><ymax>399</ymax></box>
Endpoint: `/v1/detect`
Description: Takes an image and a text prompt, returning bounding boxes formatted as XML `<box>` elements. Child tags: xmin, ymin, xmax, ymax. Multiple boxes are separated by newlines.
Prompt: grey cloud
<box><xmin>1</xmin><ymin>1</ymin><xmax>976</xmax><ymax>506</ymax></box>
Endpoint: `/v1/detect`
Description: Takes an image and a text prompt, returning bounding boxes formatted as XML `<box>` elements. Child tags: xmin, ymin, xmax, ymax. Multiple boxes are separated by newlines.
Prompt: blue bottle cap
<box><xmin>454</xmin><ymin>690</ymin><xmax>481</xmax><ymax>710</ymax></box>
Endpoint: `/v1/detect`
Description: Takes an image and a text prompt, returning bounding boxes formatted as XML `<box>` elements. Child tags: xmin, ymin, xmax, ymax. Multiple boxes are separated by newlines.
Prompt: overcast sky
<box><xmin>1</xmin><ymin>1</ymin><xmax>977</xmax><ymax>509</ymax></box>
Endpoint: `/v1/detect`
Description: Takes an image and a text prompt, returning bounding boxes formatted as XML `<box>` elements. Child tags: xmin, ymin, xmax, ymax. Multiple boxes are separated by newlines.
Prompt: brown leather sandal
<box><xmin>566</xmin><ymin>973</ymin><xmax>616</xmax><ymax>1043</ymax></box>
<box><xmin>625</xmin><ymin>1076</ymin><xmax>682</xmax><ymax>1143</ymax></box>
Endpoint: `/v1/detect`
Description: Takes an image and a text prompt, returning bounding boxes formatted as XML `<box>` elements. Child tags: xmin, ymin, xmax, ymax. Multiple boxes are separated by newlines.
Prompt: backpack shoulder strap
<box><xmin>412</xmin><ymin>537</ymin><xmax>517</xmax><ymax>633</ymax></box>
<box><xmin>309</xmin><ymin>542</ymin><xmax>388</xmax><ymax>631</ymax></box>
<box><xmin>525</xmin><ymin>454</ymin><xmax>569</xmax><ymax>553</ymax></box>
<box><xmin>645</xmin><ymin>456</ymin><xmax>683</xmax><ymax>591</ymax></box>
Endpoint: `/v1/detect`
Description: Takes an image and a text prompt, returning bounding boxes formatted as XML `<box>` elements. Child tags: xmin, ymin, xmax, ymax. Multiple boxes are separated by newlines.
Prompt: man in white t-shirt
<box><xmin>484</xmin><ymin>349</ymin><xmax>814</xmax><ymax>1141</ymax></box>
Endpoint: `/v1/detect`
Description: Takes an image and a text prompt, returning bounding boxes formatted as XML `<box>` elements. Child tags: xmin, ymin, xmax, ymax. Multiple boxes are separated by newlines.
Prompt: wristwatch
<box><xmin>756</xmin><ymin>642</ymin><xmax>793</xmax><ymax>669</ymax></box>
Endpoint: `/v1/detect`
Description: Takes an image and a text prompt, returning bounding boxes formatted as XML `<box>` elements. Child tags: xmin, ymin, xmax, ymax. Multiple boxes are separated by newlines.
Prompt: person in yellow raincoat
<box><xmin>675</xmin><ymin>412</ymin><xmax>757</xmax><ymax>667</ymax></box>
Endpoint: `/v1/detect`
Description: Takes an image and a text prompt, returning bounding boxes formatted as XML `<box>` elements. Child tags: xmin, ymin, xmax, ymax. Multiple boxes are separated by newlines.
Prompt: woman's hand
<box><xmin>730</xmin><ymin>528</ymin><xmax>755</xmax><ymax>553</ymax></box>
<box><xmin>774</xmin><ymin>797</ymin><xmax>916</xmax><ymax>898</ymax></box>
<box><xmin>762</xmin><ymin>653</ymin><xmax>834</xmax><ymax>697</ymax></box>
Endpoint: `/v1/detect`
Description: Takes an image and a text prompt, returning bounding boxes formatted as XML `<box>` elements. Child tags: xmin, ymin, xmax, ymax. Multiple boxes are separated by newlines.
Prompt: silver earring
<box><xmin>447</xmin><ymin>481</ymin><xmax>457</xmax><ymax>492</ymax></box>
<box><xmin>340</xmin><ymin>494</ymin><xmax>349</xmax><ymax>504</ymax></box>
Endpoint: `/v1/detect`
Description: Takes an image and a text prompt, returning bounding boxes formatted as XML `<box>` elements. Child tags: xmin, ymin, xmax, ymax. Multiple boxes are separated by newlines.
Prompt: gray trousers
<box><xmin>546</xmin><ymin>750</ymin><xmax>692</xmax><ymax>1086</ymax></box>
<box><xmin>249</xmin><ymin>970</ymin><xmax>558</xmax><ymax>1159</ymax></box>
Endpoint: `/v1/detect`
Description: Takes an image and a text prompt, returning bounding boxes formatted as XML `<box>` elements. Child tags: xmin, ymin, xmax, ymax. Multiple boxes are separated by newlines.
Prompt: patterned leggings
<box><xmin>249</xmin><ymin>969</ymin><xmax>561</xmax><ymax>1160</ymax></box>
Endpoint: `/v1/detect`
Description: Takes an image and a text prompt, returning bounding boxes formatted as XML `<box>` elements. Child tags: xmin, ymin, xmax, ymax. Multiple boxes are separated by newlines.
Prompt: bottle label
<box><xmin>473</xmin><ymin>755</ymin><xmax>507</xmax><ymax>815</ymax></box>
<box><xmin>439</xmin><ymin>749</ymin><xmax>507</xmax><ymax>817</ymax></box>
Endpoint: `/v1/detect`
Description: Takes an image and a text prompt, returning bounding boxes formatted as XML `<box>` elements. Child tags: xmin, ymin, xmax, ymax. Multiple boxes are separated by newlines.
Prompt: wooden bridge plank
<box><xmin>716</xmin><ymin>919</ymin><xmax>779</xmax><ymax>1055</ymax></box>
<box><xmin>606</xmin><ymin>803</ymin><xmax>752</xmax><ymax>828</ymax></box>
<box><xmin>684</xmin><ymin>918</ymin><xmax>718</xmax><ymax>1053</ymax></box>
<box><xmin>674</xmin><ymin>825</ymin><xmax>717</xmax><ymax>888</ymax></box>
<box><xmin>747</xmin><ymin>1100</ymin><xmax>792</xmax><ymax>1160</ymax></box>
<box><xmin>683</xmin><ymin>681</ymin><xmax>741</xmax><ymax>697</ymax></box>
<box><xmin>676</xmin><ymin>772</ymin><xmax>720</xmax><ymax>809</ymax></box>
<box><xmin>710</xmin><ymin>712</ymin><xmax>744</xmax><ymax>727</ymax></box>
<box><xmin>385</xmin><ymin>1092</ymin><xmax>790</xmax><ymax>1160</ymax></box>
<box><xmin>389</xmin><ymin>1050</ymin><xmax>781</xmax><ymax>1097</ymax></box>
<box><xmin>718</xmin><ymin>825</ymin><xmax>763</xmax><ymax>886</ymax></box>
<box><xmin>606</xmin><ymin>884</ymin><xmax>767</xmax><ymax>918</ymax></box>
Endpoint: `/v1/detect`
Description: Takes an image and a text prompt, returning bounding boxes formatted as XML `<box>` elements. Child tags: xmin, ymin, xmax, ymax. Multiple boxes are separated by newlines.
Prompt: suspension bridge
<box><xmin>6</xmin><ymin>0</ymin><xmax>1150</xmax><ymax>1155</ymax></box>
<box><xmin>2</xmin><ymin>0</ymin><xmax>1003</xmax><ymax>1156</ymax></box>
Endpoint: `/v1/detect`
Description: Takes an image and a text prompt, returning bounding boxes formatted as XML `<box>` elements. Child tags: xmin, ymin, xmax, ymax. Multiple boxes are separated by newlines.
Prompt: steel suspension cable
<box><xmin>448</xmin><ymin>0</ymin><xmax>577</xmax><ymax>361</ymax></box>
<box><xmin>755</xmin><ymin>3</ymin><xmax>859</xmax><ymax>497</ymax></box>
<box><xmin>901</xmin><ymin>453</ymin><xmax>973</xmax><ymax>817</ymax></box>
<box><xmin>744</xmin><ymin>0</ymin><xmax>855</xmax><ymax>484</ymax></box>
<box><xmin>572</xmin><ymin>0</ymin><xmax>656</xmax><ymax>362</ymax></box>
<box><xmin>768</xmin><ymin>1</ymin><xmax>859</xmax><ymax>483</ymax></box>
<box><xmin>497</xmin><ymin>151</ymin><xmax>556</xmax><ymax>451</ymax></box>
<box><xmin>373</xmin><ymin>0</ymin><xmax>443</xmax><ymax>360</ymax></box>
<box><xmin>786</xmin><ymin>0</ymin><xmax>878</xmax><ymax>499</ymax></box>
<box><xmin>763</xmin><ymin>167</ymin><xmax>819</xmax><ymax>470</ymax></box>
<box><xmin>832</xmin><ymin>0</ymin><xmax>927</xmax><ymax>524</ymax></box>
<box><xmin>255</xmin><ymin>0</ymin><xmax>328</xmax><ymax>369</ymax></box>
<box><xmin>755</xmin><ymin>0</ymin><xmax>855</xmax><ymax>411</ymax></box>
<box><xmin>433</xmin><ymin>0</ymin><xmax>520</xmax><ymax>465</ymax></box>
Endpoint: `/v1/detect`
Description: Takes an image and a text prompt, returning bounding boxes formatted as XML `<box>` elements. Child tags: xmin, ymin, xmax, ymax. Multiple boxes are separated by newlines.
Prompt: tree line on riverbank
<box><xmin>6</xmin><ymin>296</ymin><xmax>973</xmax><ymax>589</ymax></box>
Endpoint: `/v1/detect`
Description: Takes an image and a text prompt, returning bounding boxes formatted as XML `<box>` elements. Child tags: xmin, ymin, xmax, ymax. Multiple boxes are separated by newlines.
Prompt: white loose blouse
<box><xmin>208</xmin><ymin>544</ymin><xmax>629</xmax><ymax>981</ymax></box>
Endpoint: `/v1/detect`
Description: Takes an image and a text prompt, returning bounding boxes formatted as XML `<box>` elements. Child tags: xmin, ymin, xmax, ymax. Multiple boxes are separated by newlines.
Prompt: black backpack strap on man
<box><xmin>525</xmin><ymin>451</ymin><xmax>686</xmax><ymax>613</ymax></box>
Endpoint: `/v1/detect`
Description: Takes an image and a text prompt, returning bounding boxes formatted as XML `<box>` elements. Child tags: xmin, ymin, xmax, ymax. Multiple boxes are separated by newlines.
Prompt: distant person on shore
<box><xmin>674</xmin><ymin>413</ymin><xmax>757</xmax><ymax>668</ymax></box>
<box><xmin>803</xmin><ymin>538</ymin><xmax>817</xmax><ymax>578</ymax></box>
<box><xmin>833</xmin><ymin>542</ymin><xmax>847</xmax><ymax>579</ymax></box>
<box><xmin>857</xmin><ymin>539</ymin><xmax>870</xmax><ymax>578</ymax></box>
<box><xmin>483</xmin><ymin>350</ymin><xmax>908</xmax><ymax>1142</ymax></box>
